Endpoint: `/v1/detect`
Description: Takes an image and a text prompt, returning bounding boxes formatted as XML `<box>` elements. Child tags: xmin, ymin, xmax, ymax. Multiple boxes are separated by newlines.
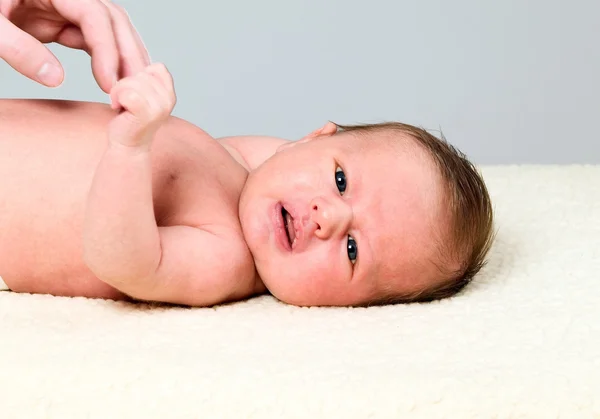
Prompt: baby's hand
<box><xmin>108</xmin><ymin>63</ymin><xmax>176</xmax><ymax>149</ymax></box>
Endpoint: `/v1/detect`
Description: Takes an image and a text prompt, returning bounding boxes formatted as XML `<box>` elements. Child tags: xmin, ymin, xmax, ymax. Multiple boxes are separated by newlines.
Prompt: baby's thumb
<box><xmin>0</xmin><ymin>15</ymin><xmax>64</xmax><ymax>87</ymax></box>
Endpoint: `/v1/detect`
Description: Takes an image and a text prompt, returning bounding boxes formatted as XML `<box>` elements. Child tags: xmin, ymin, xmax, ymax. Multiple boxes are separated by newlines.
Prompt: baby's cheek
<box><xmin>297</xmin><ymin>251</ymin><xmax>343</xmax><ymax>287</ymax></box>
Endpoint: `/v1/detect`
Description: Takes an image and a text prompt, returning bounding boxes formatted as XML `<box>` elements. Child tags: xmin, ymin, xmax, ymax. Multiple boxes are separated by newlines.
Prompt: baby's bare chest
<box><xmin>0</xmin><ymin>100</ymin><xmax>249</xmax><ymax>292</ymax></box>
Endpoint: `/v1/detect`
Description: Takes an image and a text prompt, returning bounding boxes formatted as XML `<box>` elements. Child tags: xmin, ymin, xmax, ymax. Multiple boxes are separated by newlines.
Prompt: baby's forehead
<box><xmin>341</xmin><ymin>132</ymin><xmax>439</xmax><ymax>184</ymax></box>
<box><xmin>338</xmin><ymin>128</ymin><xmax>421</xmax><ymax>154</ymax></box>
<box><xmin>350</xmin><ymin>137</ymin><xmax>441</xmax><ymax>207</ymax></box>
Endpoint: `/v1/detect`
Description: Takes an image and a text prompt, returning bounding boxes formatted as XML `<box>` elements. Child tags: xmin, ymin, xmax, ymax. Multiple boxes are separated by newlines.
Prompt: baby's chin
<box><xmin>254</xmin><ymin>269</ymin><xmax>310</xmax><ymax>306</ymax></box>
<box><xmin>256</xmin><ymin>270</ymin><xmax>295</xmax><ymax>303</ymax></box>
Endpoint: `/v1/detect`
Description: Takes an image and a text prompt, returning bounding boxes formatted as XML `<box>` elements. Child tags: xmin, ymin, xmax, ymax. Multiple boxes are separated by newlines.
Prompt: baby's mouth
<box><xmin>281</xmin><ymin>207</ymin><xmax>296</xmax><ymax>248</ymax></box>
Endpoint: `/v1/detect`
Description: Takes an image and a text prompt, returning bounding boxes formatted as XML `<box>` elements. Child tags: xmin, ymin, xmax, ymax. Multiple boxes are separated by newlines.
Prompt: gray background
<box><xmin>1</xmin><ymin>0</ymin><xmax>598</xmax><ymax>164</ymax></box>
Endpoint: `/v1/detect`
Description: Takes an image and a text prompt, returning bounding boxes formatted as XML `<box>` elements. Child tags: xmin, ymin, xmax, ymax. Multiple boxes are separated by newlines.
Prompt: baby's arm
<box><xmin>83</xmin><ymin>64</ymin><xmax>254</xmax><ymax>305</ymax></box>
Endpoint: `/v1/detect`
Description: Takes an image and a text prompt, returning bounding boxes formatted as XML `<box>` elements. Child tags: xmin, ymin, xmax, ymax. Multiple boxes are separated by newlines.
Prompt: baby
<box><xmin>0</xmin><ymin>63</ymin><xmax>495</xmax><ymax>307</ymax></box>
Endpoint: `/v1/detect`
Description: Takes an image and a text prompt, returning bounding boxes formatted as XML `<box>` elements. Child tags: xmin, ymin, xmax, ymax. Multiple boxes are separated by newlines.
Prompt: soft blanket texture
<box><xmin>1</xmin><ymin>165</ymin><xmax>599</xmax><ymax>418</ymax></box>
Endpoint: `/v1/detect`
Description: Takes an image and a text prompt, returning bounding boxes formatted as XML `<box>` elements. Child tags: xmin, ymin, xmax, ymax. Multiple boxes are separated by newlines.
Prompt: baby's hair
<box><xmin>332</xmin><ymin>121</ymin><xmax>495</xmax><ymax>304</ymax></box>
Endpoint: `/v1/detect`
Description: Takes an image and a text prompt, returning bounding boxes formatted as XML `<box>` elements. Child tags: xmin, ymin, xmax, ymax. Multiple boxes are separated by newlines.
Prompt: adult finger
<box><xmin>54</xmin><ymin>26</ymin><xmax>91</xmax><ymax>54</ymax></box>
<box><xmin>101</xmin><ymin>1</ymin><xmax>151</xmax><ymax>78</ymax></box>
<box><xmin>51</xmin><ymin>0</ymin><xmax>118</xmax><ymax>93</ymax></box>
<box><xmin>0</xmin><ymin>14</ymin><xmax>64</xmax><ymax>87</ymax></box>
<box><xmin>131</xmin><ymin>22</ymin><xmax>151</xmax><ymax>66</ymax></box>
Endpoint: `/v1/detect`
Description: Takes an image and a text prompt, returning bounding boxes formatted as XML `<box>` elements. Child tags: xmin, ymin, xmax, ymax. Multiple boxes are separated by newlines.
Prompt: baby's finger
<box><xmin>100</xmin><ymin>1</ymin><xmax>150</xmax><ymax>78</ymax></box>
<box><xmin>136</xmin><ymin>71</ymin><xmax>173</xmax><ymax>106</ymax></box>
<box><xmin>51</xmin><ymin>0</ymin><xmax>118</xmax><ymax>93</ymax></box>
<box><xmin>115</xmin><ymin>85</ymin><xmax>167</xmax><ymax>128</ymax></box>
<box><xmin>123</xmin><ymin>71</ymin><xmax>173</xmax><ymax>110</ymax></box>
<box><xmin>116</xmin><ymin>88</ymin><xmax>146</xmax><ymax>117</ymax></box>
<box><xmin>110</xmin><ymin>76</ymin><xmax>161</xmax><ymax>114</ymax></box>
<box><xmin>109</xmin><ymin>77</ymin><xmax>140</xmax><ymax>110</ymax></box>
<box><xmin>115</xmin><ymin>74</ymin><xmax>163</xmax><ymax>102</ymax></box>
<box><xmin>0</xmin><ymin>15</ymin><xmax>64</xmax><ymax>87</ymax></box>
<box><xmin>145</xmin><ymin>63</ymin><xmax>175</xmax><ymax>102</ymax></box>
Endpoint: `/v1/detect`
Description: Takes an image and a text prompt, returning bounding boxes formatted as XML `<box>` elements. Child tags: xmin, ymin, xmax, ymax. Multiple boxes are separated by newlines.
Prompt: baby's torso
<box><xmin>0</xmin><ymin>99</ymin><xmax>252</xmax><ymax>300</ymax></box>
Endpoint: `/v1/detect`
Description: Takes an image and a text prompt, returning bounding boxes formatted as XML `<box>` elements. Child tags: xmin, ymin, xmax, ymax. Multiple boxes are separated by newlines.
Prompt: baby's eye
<box><xmin>347</xmin><ymin>235</ymin><xmax>358</xmax><ymax>264</ymax></box>
<box><xmin>335</xmin><ymin>166</ymin><xmax>347</xmax><ymax>195</ymax></box>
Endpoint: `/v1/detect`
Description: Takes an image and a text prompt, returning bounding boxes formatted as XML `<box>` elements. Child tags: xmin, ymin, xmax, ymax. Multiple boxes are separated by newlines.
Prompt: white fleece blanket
<box><xmin>1</xmin><ymin>165</ymin><xmax>599</xmax><ymax>418</ymax></box>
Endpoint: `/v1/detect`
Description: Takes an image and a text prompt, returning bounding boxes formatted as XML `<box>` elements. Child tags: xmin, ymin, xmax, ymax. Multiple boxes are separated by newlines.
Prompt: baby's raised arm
<box><xmin>83</xmin><ymin>64</ymin><xmax>252</xmax><ymax>306</ymax></box>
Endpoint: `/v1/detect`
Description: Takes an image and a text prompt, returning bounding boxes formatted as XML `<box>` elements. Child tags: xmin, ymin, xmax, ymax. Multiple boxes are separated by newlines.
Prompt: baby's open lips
<box><xmin>281</xmin><ymin>206</ymin><xmax>296</xmax><ymax>247</ymax></box>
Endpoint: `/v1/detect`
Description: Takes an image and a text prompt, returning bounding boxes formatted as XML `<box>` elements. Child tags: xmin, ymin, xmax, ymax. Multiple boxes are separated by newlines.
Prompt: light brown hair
<box><xmin>333</xmin><ymin>121</ymin><xmax>495</xmax><ymax>304</ymax></box>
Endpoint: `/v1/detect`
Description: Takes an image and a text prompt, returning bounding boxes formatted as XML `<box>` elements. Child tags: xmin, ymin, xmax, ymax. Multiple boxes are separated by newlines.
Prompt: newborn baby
<box><xmin>0</xmin><ymin>64</ymin><xmax>494</xmax><ymax>307</ymax></box>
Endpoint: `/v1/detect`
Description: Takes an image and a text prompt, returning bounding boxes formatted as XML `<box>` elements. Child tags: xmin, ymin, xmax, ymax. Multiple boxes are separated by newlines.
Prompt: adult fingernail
<box><xmin>37</xmin><ymin>62</ymin><xmax>62</xmax><ymax>86</ymax></box>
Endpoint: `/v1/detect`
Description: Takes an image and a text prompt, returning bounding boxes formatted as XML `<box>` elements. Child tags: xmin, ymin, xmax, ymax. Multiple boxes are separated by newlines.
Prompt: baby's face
<box><xmin>238</xmin><ymin>125</ymin><xmax>446</xmax><ymax>306</ymax></box>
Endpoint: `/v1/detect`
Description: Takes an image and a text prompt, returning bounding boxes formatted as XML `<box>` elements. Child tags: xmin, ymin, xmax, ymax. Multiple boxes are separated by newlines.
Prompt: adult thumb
<box><xmin>0</xmin><ymin>15</ymin><xmax>64</xmax><ymax>87</ymax></box>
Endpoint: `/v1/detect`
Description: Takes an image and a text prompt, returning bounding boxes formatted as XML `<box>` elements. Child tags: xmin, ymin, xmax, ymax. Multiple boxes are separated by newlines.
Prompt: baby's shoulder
<box><xmin>216</xmin><ymin>135</ymin><xmax>289</xmax><ymax>170</ymax></box>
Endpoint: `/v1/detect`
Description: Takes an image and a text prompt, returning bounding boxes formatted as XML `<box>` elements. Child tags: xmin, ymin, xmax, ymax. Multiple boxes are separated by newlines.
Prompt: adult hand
<box><xmin>0</xmin><ymin>0</ymin><xmax>151</xmax><ymax>93</ymax></box>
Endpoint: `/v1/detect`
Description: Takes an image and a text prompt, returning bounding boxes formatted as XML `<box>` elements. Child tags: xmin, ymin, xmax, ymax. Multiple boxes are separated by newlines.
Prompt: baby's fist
<box><xmin>109</xmin><ymin>63</ymin><xmax>176</xmax><ymax>149</ymax></box>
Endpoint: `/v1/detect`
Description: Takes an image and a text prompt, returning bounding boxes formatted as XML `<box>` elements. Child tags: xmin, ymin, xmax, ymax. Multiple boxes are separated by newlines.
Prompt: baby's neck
<box><xmin>216</xmin><ymin>135</ymin><xmax>290</xmax><ymax>172</ymax></box>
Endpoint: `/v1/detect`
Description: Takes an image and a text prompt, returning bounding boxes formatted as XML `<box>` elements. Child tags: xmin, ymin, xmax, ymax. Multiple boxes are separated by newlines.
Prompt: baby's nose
<box><xmin>309</xmin><ymin>196</ymin><xmax>352</xmax><ymax>240</ymax></box>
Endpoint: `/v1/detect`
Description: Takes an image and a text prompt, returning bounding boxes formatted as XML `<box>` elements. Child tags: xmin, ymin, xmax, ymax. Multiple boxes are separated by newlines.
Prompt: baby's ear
<box><xmin>276</xmin><ymin>122</ymin><xmax>338</xmax><ymax>153</ymax></box>
<box><xmin>305</xmin><ymin>121</ymin><xmax>338</xmax><ymax>140</ymax></box>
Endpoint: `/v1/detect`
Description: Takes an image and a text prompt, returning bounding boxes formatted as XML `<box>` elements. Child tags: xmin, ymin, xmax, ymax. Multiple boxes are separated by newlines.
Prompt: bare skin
<box><xmin>0</xmin><ymin>64</ymin><xmax>446</xmax><ymax>307</ymax></box>
<box><xmin>0</xmin><ymin>77</ymin><xmax>274</xmax><ymax>305</ymax></box>
<box><xmin>1</xmin><ymin>0</ymin><xmax>151</xmax><ymax>91</ymax></box>
<box><xmin>0</xmin><ymin>3</ymin><xmax>450</xmax><ymax>307</ymax></box>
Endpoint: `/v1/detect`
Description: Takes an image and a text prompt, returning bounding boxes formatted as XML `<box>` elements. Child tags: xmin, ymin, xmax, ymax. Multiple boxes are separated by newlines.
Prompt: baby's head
<box><xmin>238</xmin><ymin>121</ymin><xmax>494</xmax><ymax>306</ymax></box>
